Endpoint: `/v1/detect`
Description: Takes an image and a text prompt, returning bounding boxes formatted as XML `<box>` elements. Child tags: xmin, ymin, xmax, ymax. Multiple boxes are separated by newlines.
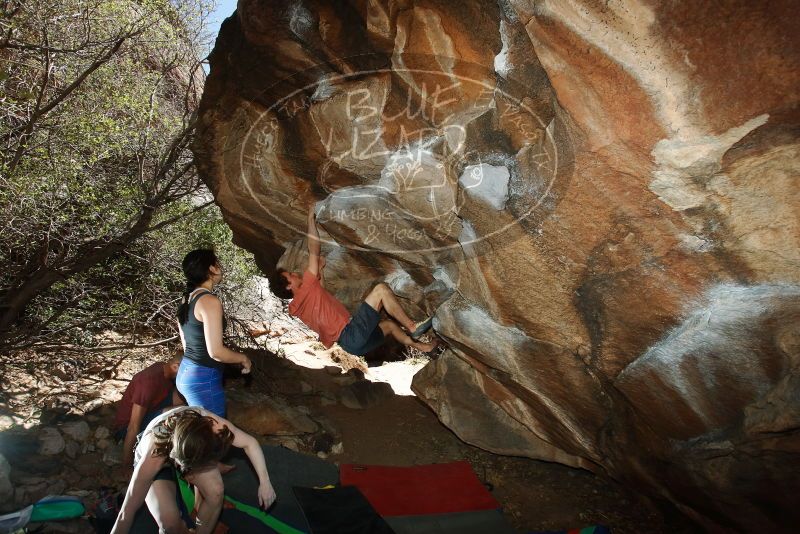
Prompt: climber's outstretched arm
<box><xmin>306</xmin><ymin>205</ymin><xmax>322</xmax><ymax>276</ymax></box>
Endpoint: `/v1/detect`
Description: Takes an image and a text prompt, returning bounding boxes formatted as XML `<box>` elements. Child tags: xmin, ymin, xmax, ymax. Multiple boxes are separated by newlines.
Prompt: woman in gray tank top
<box><xmin>175</xmin><ymin>249</ymin><xmax>252</xmax><ymax>416</ymax></box>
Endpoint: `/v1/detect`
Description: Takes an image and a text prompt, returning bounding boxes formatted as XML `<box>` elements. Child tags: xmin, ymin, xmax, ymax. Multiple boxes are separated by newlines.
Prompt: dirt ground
<box><xmin>244</xmin><ymin>347</ymin><xmax>700</xmax><ymax>534</ymax></box>
<box><xmin>0</xmin><ymin>343</ymin><xmax>700</xmax><ymax>533</ymax></box>
<box><xmin>311</xmin><ymin>386</ymin><xmax>698</xmax><ymax>533</ymax></box>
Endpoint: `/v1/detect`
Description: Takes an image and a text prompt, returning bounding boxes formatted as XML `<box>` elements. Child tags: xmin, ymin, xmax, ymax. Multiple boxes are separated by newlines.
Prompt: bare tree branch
<box><xmin>0</xmin><ymin>0</ymin><xmax>224</xmax><ymax>351</ymax></box>
<box><xmin>143</xmin><ymin>198</ymin><xmax>213</xmax><ymax>234</ymax></box>
<box><xmin>29</xmin><ymin>335</ymin><xmax>179</xmax><ymax>353</ymax></box>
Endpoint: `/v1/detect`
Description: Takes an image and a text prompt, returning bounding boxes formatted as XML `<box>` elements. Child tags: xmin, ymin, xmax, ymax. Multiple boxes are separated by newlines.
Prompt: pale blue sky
<box><xmin>202</xmin><ymin>0</ymin><xmax>237</xmax><ymax>70</ymax></box>
<box><xmin>206</xmin><ymin>0</ymin><xmax>237</xmax><ymax>50</ymax></box>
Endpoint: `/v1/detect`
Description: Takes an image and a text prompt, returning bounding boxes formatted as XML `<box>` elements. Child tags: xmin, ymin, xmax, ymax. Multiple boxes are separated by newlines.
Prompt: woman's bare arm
<box><xmin>111</xmin><ymin>446</ymin><xmax>165</xmax><ymax>534</ymax></box>
<box><xmin>207</xmin><ymin>413</ymin><xmax>276</xmax><ymax>508</ymax></box>
<box><xmin>196</xmin><ymin>295</ymin><xmax>251</xmax><ymax>372</ymax></box>
<box><xmin>177</xmin><ymin>318</ymin><xmax>186</xmax><ymax>352</ymax></box>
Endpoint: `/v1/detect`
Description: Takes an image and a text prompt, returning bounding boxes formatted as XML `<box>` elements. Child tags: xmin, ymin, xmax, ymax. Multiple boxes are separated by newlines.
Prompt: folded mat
<box><xmin>293</xmin><ymin>485</ymin><xmax>395</xmax><ymax>534</ymax></box>
<box><xmin>131</xmin><ymin>445</ymin><xmax>339</xmax><ymax>533</ymax></box>
<box><xmin>339</xmin><ymin>461</ymin><xmax>500</xmax><ymax>517</ymax></box>
<box><xmin>293</xmin><ymin>486</ymin><xmax>519</xmax><ymax>534</ymax></box>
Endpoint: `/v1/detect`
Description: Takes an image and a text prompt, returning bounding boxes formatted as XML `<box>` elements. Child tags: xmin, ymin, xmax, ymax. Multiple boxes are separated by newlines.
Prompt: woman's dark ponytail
<box><xmin>177</xmin><ymin>249</ymin><xmax>218</xmax><ymax>324</ymax></box>
<box><xmin>177</xmin><ymin>281</ymin><xmax>195</xmax><ymax>325</ymax></box>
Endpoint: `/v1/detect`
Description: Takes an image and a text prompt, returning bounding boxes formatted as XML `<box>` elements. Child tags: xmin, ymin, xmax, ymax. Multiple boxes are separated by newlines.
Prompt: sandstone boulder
<box><xmin>59</xmin><ymin>421</ymin><xmax>90</xmax><ymax>443</ymax></box>
<box><xmin>194</xmin><ymin>1</ymin><xmax>800</xmax><ymax>530</ymax></box>
<box><xmin>38</xmin><ymin>427</ymin><xmax>65</xmax><ymax>456</ymax></box>
<box><xmin>94</xmin><ymin>426</ymin><xmax>110</xmax><ymax>440</ymax></box>
<box><xmin>227</xmin><ymin>392</ymin><xmax>318</xmax><ymax>436</ymax></box>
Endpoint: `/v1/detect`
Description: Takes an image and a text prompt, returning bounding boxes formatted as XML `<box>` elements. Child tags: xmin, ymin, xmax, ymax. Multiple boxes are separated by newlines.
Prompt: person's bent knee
<box><xmin>367</xmin><ymin>283</ymin><xmax>386</xmax><ymax>299</ymax></box>
<box><xmin>374</xmin><ymin>282</ymin><xmax>391</xmax><ymax>295</ymax></box>
<box><xmin>155</xmin><ymin>514</ymin><xmax>185</xmax><ymax>534</ymax></box>
<box><xmin>204</xmin><ymin>492</ymin><xmax>224</xmax><ymax>511</ymax></box>
<box><xmin>378</xmin><ymin>320</ymin><xmax>395</xmax><ymax>335</ymax></box>
<box><xmin>159</xmin><ymin>520</ymin><xmax>184</xmax><ymax>534</ymax></box>
<box><xmin>202</xmin><ymin>482</ymin><xmax>225</xmax><ymax>505</ymax></box>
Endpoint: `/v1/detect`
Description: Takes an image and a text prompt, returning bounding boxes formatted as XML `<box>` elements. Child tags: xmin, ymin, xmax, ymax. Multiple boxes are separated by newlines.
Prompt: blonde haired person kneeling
<box><xmin>111</xmin><ymin>406</ymin><xmax>276</xmax><ymax>534</ymax></box>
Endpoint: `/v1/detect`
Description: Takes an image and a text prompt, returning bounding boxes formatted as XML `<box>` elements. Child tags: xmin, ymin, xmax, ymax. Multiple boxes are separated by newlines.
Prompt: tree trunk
<box><xmin>0</xmin><ymin>204</ymin><xmax>156</xmax><ymax>342</ymax></box>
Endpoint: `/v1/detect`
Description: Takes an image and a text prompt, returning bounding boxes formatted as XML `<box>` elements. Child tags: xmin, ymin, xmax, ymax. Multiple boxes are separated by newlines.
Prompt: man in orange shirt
<box><xmin>270</xmin><ymin>207</ymin><xmax>437</xmax><ymax>356</ymax></box>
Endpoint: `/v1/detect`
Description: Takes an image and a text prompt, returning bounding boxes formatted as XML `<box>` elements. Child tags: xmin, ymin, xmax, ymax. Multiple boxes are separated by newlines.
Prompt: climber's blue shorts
<box><xmin>337</xmin><ymin>302</ymin><xmax>385</xmax><ymax>356</ymax></box>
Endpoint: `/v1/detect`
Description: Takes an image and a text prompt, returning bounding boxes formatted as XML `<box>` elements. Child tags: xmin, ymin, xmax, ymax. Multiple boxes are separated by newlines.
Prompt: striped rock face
<box><xmin>193</xmin><ymin>1</ymin><xmax>800</xmax><ymax>530</ymax></box>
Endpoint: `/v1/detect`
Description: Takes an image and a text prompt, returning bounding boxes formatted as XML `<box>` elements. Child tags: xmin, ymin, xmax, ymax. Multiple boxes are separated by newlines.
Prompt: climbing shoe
<box><xmin>411</xmin><ymin>317</ymin><xmax>433</xmax><ymax>340</ymax></box>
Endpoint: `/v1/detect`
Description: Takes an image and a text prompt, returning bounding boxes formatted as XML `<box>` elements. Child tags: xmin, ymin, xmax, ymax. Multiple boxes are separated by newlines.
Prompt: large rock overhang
<box><xmin>193</xmin><ymin>1</ymin><xmax>800</xmax><ymax>531</ymax></box>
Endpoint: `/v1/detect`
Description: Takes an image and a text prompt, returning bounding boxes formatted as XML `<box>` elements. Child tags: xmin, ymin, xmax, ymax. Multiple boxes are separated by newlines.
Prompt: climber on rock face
<box><xmin>269</xmin><ymin>206</ymin><xmax>438</xmax><ymax>356</ymax></box>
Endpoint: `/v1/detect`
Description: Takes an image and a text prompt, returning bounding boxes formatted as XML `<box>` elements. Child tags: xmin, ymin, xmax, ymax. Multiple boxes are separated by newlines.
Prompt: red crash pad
<box><xmin>339</xmin><ymin>461</ymin><xmax>500</xmax><ymax>517</ymax></box>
